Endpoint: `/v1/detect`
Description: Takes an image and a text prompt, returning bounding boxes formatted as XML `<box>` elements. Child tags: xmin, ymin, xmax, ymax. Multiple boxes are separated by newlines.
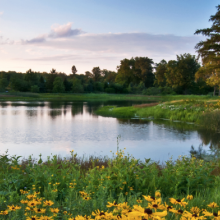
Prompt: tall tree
<box><xmin>92</xmin><ymin>67</ymin><xmax>102</xmax><ymax>82</ymax></box>
<box><xmin>116</xmin><ymin>57</ymin><xmax>154</xmax><ymax>87</ymax></box>
<box><xmin>116</xmin><ymin>58</ymin><xmax>136</xmax><ymax>86</ymax></box>
<box><xmin>154</xmin><ymin>59</ymin><xmax>167</xmax><ymax>87</ymax></box>
<box><xmin>53</xmin><ymin>76</ymin><xmax>65</xmax><ymax>93</ymax></box>
<box><xmin>24</xmin><ymin>69</ymin><xmax>38</xmax><ymax>84</ymax></box>
<box><xmin>134</xmin><ymin>57</ymin><xmax>154</xmax><ymax>87</ymax></box>
<box><xmin>165</xmin><ymin>54</ymin><xmax>200</xmax><ymax>94</ymax></box>
<box><xmin>102</xmin><ymin>69</ymin><xmax>117</xmax><ymax>83</ymax></box>
<box><xmin>194</xmin><ymin>5</ymin><xmax>220</xmax><ymax>95</ymax></box>
<box><xmin>46</xmin><ymin>69</ymin><xmax>57</xmax><ymax>92</ymax></box>
<box><xmin>71</xmin><ymin>65</ymin><xmax>77</xmax><ymax>75</ymax></box>
<box><xmin>85</xmin><ymin>71</ymin><xmax>93</xmax><ymax>79</ymax></box>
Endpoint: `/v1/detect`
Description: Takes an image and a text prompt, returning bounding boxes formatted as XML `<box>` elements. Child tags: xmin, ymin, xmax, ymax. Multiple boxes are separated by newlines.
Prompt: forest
<box><xmin>0</xmin><ymin>53</ymin><xmax>216</xmax><ymax>96</ymax></box>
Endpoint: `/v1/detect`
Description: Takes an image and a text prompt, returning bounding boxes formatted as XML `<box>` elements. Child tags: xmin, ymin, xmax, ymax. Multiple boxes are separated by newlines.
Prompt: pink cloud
<box><xmin>49</xmin><ymin>22</ymin><xmax>83</xmax><ymax>38</ymax></box>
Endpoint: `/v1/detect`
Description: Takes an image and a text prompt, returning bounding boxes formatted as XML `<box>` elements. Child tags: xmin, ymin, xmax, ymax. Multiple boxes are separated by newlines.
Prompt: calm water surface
<box><xmin>0</xmin><ymin>101</ymin><xmax>219</xmax><ymax>162</ymax></box>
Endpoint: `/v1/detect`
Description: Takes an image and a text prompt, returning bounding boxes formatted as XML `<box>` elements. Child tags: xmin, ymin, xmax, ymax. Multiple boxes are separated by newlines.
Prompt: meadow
<box><xmin>1</xmin><ymin>149</ymin><xmax>220</xmax><ymax>219</ymax></box>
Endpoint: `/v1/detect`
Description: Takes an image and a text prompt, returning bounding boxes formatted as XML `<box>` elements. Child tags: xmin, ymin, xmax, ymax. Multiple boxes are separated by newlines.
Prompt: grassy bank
<box><xmin>0</xmin><ymin>92</ymin><xmax>218</xmax><ymax>102</ymax></box>
<box><xmin>0</xmin><ymin>150</ymin><xmax>220</xmax><ymax>219</ymax></box>
<box><xmin>96</xmin><ymin>99</ymin><xmax>220</xmax><ymax>127</ymax></box>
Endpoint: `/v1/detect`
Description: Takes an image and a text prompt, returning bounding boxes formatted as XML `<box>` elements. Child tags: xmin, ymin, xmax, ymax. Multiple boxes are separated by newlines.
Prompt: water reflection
<box><xmin>197</xmin><ymin>129</ymin><xmax>220</xmax><ymax>149</ymax></box>
<box><xmin>0</xmin><ymin>100</ymin><xmax>220</xmax><ymax>161</ymax></box>
<box><xmin>71</xmin><ymin>102</ymin><xmax>84</xmax><ymax>117</ymax></box>
<box><xmin>0</xmin><ymin>102</ymin><xmax>8</xmax><ymax>107</ymax></box>
<box><xmin>26</xmin><ymin>110</ymin><xmax>38</xmax><ymax>117</ymax></box>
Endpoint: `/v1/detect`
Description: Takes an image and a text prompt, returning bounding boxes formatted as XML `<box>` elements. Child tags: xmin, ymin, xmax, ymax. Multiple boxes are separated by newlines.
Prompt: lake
<box><xmin>0</xmin><ymin>101</ymin><xmax>219</xmax><ymax>162</ymax></box>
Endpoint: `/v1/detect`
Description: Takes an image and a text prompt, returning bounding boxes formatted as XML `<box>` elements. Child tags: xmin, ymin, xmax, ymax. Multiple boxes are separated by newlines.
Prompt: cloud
<box><xmin>20</xmin><ymin>54</ymin><xmax>121</xmax><ymax>62</ymax></box>
<box><xmin>22</xmin><ymin>22</ymin><xmax>202</xmax><ymax>59</ymax></box>
<box><xmin>24</xmin><ymin>31</ymin><xmax>201</xmax><ymax>57</ymax></box>
<box><xmin>49</xmin><ymin>22</ymin><xmax>83</xmax><ymax>38</ymax></box>
<box><xmin>24</xmin><ymin>34</ymin><xmax>47</xmax><ymax>44</ymax></box>
<box><xmin>0</xmin><ymin>36</ymin><xmax>14</xmax><ymax>45</ymax></box>
<box><xmin>23</xmin><ymin>22</ymin><xmax>84</xmax><ymax>44</ymax></box>
<box><xmin>0</xmin><ymin>11</ymin><xmax>3</xmax><ymax>16</ymax></box>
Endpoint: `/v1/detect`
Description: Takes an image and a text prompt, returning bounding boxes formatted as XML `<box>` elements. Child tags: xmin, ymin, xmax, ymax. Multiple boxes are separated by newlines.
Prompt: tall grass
<box><xmin>96</xmin><ymin>100</ymin><xmax>220</xmax><ymax>126</ymax></box>
<box><xmin>199</xmin><ymin>110</ymin><xmax>220</xmax><ymax>132</ymax></box>
<box><xmin>95</xmin><ymin>106</ymin><xmax>137</xmax><ymax>118</ymax></box>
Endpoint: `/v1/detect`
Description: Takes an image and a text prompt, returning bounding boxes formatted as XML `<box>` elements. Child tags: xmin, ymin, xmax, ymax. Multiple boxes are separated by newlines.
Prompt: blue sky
<box><xmin>0</xmin><ymin>0</ymin><xmax>219</xmax><ymax>74</ymax></box>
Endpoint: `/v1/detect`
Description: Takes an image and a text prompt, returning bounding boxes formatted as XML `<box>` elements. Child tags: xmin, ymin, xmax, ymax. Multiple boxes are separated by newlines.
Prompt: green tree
<box><xmin>85</xmin><ymin>71</ymin><xmax>93</xmax><ymax>79</ymax></box>
<box><xmin>134</xmin><ymin>57</ymin><xmax>154</xmax><ymax>87</ymax></box>
<box><xmin>116</xmin><ymin>57</ymin><xmax>154</xmax><ymax>87</ymax></box>
<box><xmin>63</xmin><ymin>78</ymin><xmax>72</xmax><ymax>92</ymax></box>
<box><xmin>31</xmin><ymin>85</ymin><xmax>40</xmax><ymax>93</ymax></box>
<box><xmin>165</xmin><ymin>54</ymin><xmax>200</xmax><ymax>94</ymax></box>
<box><xmin>53</xmin><ymin>76</ymin><xmax>65</xmax><ymax>93</ymax></box>
<box><xmin>46</xmin><ymin>69</ymin><xmax>57</xmax><ymax>92</ymax></box>
<box><xmin>39</xmin><ymin>75</ymin><xmax>46</xmax><ymax>92</ymax></box>
<box><xmin>194</xmin><ymin>5</ymin><xmax>220</xmax><ymax>95</ymax></box>
<box><xmin>24</xmin><ymin>69</ymin><xmax>38</xmax><ymax>84</ymax></box>
<box><xmin>154</xmin><ymin>59</ymin><xmax>167</xmax><ymax>87</ymax></box>
<box><xmin>94</xmin><ymin>82</ymin><xmax>104</xmax><ymax>92</ymax></box>
<box><xmin>9</xmin><ymin>75</ymin><xmax>29</xmax><ymax>92</ymax></box>
<box><xmin>72</xmin><ymin>78</ymin><xmax>84</xmax><ymax>93</ymax></box>
<box><xmin>0</xmin><ymin>78</ymin><xmax>8</xmax><ymax>90</ymax></box>
<box><xmin>92</xmin><ymin>67</ymin><xmax>102</xmax><ymax>82</ymax></box>
<box><xmin>116</xmin><ymin>58</ymin><xmax>136</xmax><ymax>86</ymax></box>
<box><xmin>102</xmin><ymin>69</ymin><xmax>117</xmax><ymax>83</ymax></box>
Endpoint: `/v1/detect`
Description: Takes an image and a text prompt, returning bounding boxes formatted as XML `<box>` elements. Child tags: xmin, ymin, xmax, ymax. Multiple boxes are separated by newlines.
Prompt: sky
<box><xmin>0</xmin><ymin>0</ymin><xmax>219</xmax><ymax>75</ymax></box>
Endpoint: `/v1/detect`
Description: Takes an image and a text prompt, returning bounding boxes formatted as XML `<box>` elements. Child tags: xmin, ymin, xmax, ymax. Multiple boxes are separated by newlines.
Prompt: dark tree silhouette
<box><xmin>72</xmin><ymin>66</ymin><xmax>77</xmax><ymax>75</ymax></box>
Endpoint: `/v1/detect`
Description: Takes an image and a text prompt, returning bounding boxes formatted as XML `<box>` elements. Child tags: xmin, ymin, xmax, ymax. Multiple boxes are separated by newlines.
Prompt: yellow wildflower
<box><xmin>187</xmin><ymin>195</ymin><xmax>193</xmax><ymax>200</ymax></box>
<box><xmin>207</xmin><ymin>202</ymin><xmax>219</xmax><ymax>208</ymax></box>
<box><xmin>43</xmin><ymin>200</ymin><xmax>54</xmax><ymax>206</ymax></box>
<box><xmin>50</xmin><ymin>208</ymin><xmax>59</xmax><ymax>213</ymax></box>
<box><xmin>34</xmin><ymin>207</ymin><xmax>46</xmax><ymax>214</ymax></box>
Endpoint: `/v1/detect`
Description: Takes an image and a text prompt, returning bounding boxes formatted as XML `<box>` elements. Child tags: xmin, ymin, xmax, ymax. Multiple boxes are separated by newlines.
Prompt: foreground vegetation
<box><xmin>1</xmin><ymin>149</ymin><xmax>220</xmax><ymax>219</ymax></box>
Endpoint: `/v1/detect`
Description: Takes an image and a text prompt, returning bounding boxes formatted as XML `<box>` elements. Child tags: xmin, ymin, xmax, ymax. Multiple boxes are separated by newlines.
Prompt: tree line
<box><xmin>0</xmin><ymin>54</ymin><xmax>213</xmax><ymax>95</ymax></box>
<box><xmin>1</xmin><ymin>4</ymin><xmax>220</xmax><ymax>96</ymax></box>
